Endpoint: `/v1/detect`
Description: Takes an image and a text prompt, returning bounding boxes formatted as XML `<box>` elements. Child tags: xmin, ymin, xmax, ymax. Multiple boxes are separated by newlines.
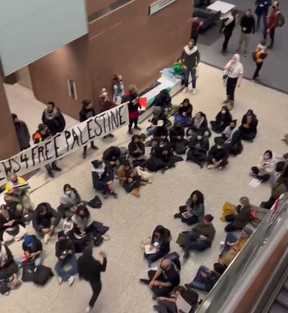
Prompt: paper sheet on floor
<box><xmin>249</xmin><ymin>178</ymin><xmax>262</xmax><ymax>188</ymax></box>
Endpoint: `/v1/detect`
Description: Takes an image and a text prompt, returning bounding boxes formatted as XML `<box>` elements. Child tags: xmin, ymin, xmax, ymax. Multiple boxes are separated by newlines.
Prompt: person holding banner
<box><xmin>41</xmin><ymin>101</ymin><xmax>66</xmax><ymax>136</ymax></box>
<box><xmin>79</xmin><ymin>100</ymin><xmax>99</xmax><ymax>159</ymax></box>
<box><xmin>33</xmin><ymin>124</ymin><xmax>62</xmax><ymax>178</ymax></box>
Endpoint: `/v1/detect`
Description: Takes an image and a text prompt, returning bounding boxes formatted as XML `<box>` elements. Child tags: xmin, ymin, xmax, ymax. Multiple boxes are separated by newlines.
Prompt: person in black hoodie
<box><xmin>102</xmin><ymin>146</ymin><xmax>121</xmax><ymax>166</ymax></box>
<box><xmin>32</xmin><ymin>202</ymin><xmax>60</xmax><ymax>244</ymax></box>
<box><xmin>79</xmin><ymin>100</ymin><xmax>99</xmax><ymax>159</ymax></box>
<box><xmin>179</xmin><ymin>40</ymin><xmax>200</xmax><ymax>94</ymax></box>
<box><xmin>153</xmin><ymin>89</ymin><xmax>172</xmax><ymax>112</ymax></box>
<box><xmin>169</xmin><ymin>123</ymin><xmax>186</xmax><ymax>149</ymax></box>
<box><xmin>239</xmin><ymin>109</ymin><xmax>258</xmax><ymax>141</ymax></box>
<box><xmin>221</xmin><ymin>9</ymin><xmax>237</xmax><ymax>54</ymax></box>
<box><xmin>186</xmin><ymin>111</ymin><xmax>211</xmax><ymax>138</ymax></box>
<box><xmin>207</xmin><ymin>137</ymin><xmax>229</xmax><ymax>170</ymax></box>
<box><xmin>186</xmin><ymin>134</ymin><xmax>210</xmax><ymax>168</ymax></box>
<box><xmin>236</xmin><ymin>9</ymin><xmax>255</xmax><ymax>56</ymax></box>
<box><xmin>210</xmin><ymin>106</ymin><xmax>233</xmax><ymax>133</ymax></box>
<box><xmin>41</xmin><ymin>101</ymin><xmax>66</xmax><ymax>136</ymax></box>
<box><xmin>54</xmin><ymin>231</ymin><xmax>77</xmax><ymax>285</ymax></box>
<box><xmin>78</xmin><ymin>247</ymin><xmax>107</xmax><ymax>312</ymax></box>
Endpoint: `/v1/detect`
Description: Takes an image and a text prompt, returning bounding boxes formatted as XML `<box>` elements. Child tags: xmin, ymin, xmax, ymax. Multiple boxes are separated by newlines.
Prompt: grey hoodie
<box><xmin>180</xmin><ymin>45</ymin><xmax>200</xmax><ymax>69</ymax></box>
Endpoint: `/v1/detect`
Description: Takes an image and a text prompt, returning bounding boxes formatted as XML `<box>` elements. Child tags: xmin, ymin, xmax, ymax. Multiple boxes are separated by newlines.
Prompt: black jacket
<box><xmin>154</xmin><ymin>142</ymin><xmax>173</xmax><ymax>160</ymax></box>
<box><xmin>221</xmin><ymin>17</ymin><xmax>235</xmax><ymax>36</ymax></box>
<box><xmin>55</xmin><ymin>238</ymin><xmax>75</xmax><ymax>259</ymax></box>
<box><xmin>78</xmin><ymin>247</ymin><xmax>107</xmax><ymax>282</ymax></box>
<box><xmin>215</xmin><ymin>110</ymin><xmax>232</xmax><ymax>127</ymax></box>
<box><xmin>0</xmin><ymin>209</ymin><xmax>24</xmax><ymax>240</ymax></box>
<box><xmin>128</xmin><ymin>140</ymin><xmax>145</xmax><ymax>158</ymax></box>
<box><xmin>180</xmin><ymin>46</ymin><xmax>200</xmax><ymax>69</ymax></box>
<box><xmin>169</xmin><ymin>126</ymin><xmax>185</xmax><ymax>142</ymax></box>
<box><xmin>32</xmin><ymin>202</ymin><xmax>60</xmax><ymax>233</ymax></box>
<box><xmin>22</xmin><ymin>235</ymin><xmax>43</xmax><ymax>254</ymax></box>
<box><xmin>178</xmin><ymin>104</ymin><xmax>193</xmax><ymax>117</ymax></box>
<box><xmin>151</xmin><ymin>227</ymin><xmax>171</xmax><ymax>255</ymax></box>
<box><xmin>0</xmin><ymin>244</ymin><xmax>14</xmax><ymax>267</ymax></box>
<box><xmin>153</xmin><ymin>126</ymin><xmax>168</xmax><ymax>141</ymax></box>
<box><xmin>153</xmin><ymin>90</ymin><xmax>172</xmax><ymax>109</ymax></box>
<box><xmin>188</xmin><ymin>136</ymin><xmax>210</xmax><ymax>152</ymax></box>
<box><xmin>240</xmin><ymin>15</ymin><xmax>255</xmax><ymax>34</ymax></box>
<box><xmin>122</xmin><ymin>92</ymin><xmax>139</xmax><ymax>114</ymax></box>
<box><xmin>187</xmin><ymin>116</ymin><xmax>209</xmax><ymax>134</ymax></box>
<box><xmin>79</xmin><ymin>107</ymin><xmax>96</xmax><ymax>122</ymax></box>
<box><xmin>41</xmin><ymin>109</ymin><xmax>66</xmax><ymax>136</ymax></box>
<box><xmin>208</xmin><ymin>145</ymin><xmax>227</xmax><ymax>162</ymax></box>
<box><xmin>92</xmin><ymin>166</ymin><xmax>114</xmax><ymax>188</ymax></box>
<box><xmin>102</xmin><ymin>146</ymin><xmax>121</xmax><ymax>163</ymax></box>
<box><xmin>240</xmin><ymin>114</ymin><xmax>258</xmax><ymax>134</ymax></box>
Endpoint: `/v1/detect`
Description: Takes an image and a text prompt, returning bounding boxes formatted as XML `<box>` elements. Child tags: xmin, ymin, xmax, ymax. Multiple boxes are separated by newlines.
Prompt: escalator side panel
<box><xmin>277</xmin><ymin>290</ymin><xmax>288</xmax><ymax>308</ymax></box>
<box><xmin>269</xmin><ymin>302</ymin><xmax>288</xmax><ymax>313</ymax></box>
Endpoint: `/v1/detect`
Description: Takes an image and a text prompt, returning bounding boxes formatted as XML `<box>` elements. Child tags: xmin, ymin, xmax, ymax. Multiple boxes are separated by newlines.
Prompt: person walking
<box><xmin>252</xmin><ymin>40</ymin><xmax>268</xmax><ymax>81</ymax></box>
<box><xmin>78</xmin><ymin>247</ymin><xmax>107</xmax><ymax>312</ymax></box>
<box><xmin>222</xmin><ymin>54</ymin><xmax>243</xmax><ymax>110</ymax></box>
<box><xmin>190</xmin><ymin>17</ymin><xmax>203</xmax><ymax>44</ymax></box>
<box><xmin>11</xmin><ymin>114</ymin><xmax>30</xmax><ymax>150</ymax></box>
<box><xmin>79</xmin><ymin>99</ymin><xmax>99</xmax><ymax>159</ymax></box>
<box><xmin>255</xmin><ymin>0</ymin><xmax>271</xmax><ymax>31</ymax></box>
<box><xmin>220</xmin><ymin>9</ymin><xmax>237</xmax><ymax>54</ymax></box>
<box><xmin>236</xmin><ymin>9</ymin><xmax>255</xmax><ymax>56</ymax></box>
<box><xmin>264</xmin><ymin>1</ymin><xmax>281</xmax><ymax>48</ymax></box>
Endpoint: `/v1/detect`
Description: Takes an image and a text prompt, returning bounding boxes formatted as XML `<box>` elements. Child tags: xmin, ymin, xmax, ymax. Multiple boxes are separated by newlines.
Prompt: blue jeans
<box><xmin>183</xmin><ymin>68</ymin><xmax>196</xmax><ymax>88</ymax></box>
<box><xmin>54</xmin><ymin>255</ymin><xmax>78</xmax><ymax>281</ymax></box>
<box><xmin>145</xmin><ymin>126</ymin><xmax>154</xmax><ymax>137</ymax></box>
<box><xmin>221</xmin><ymin>233</ymin><xmax>238</xmax><ymax>255</ymax></box>
<box><xmin>143</xmin><ymin>250</ymin><xmax>166</xmax><ymax>263</ymax></box>
<box><xmin>189</xmin><ymin>265</ymin><xmax>210</xmax><ymax>291</ymax></box>
<box><xmin>184</xmin><ymin>233</ymin><xmax>211</xmax><ymax>252</ymax></box>
<box><xmin>268</xmin><ymin>173</ymin><xmax>277</xmax><ymax>187</ymax></box>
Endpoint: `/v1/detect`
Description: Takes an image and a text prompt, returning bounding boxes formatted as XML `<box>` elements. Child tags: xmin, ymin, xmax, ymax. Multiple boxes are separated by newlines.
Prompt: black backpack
<box><xmin>22</xmin><ymin>263</ymin><xmax>35</xmax><ymax>282</ymax></box>
<box><xmin>278</xmin><ymin>12</ymin><xmax>285</xmax><ymax>27</ymax></box>
<box><xmin>88</xmin><ymin>196</ymin><xmax>102</xmax><ymax>209</ymax></box>
<box><xmin>33</xmin><ymin>265</ymin><xmax>54</xmax><ymax>286</ymax></box>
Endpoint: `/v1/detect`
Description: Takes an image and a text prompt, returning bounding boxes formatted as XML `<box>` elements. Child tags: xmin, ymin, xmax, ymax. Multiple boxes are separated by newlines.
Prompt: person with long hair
<box><xmin>186</xmin><ymin>111</ymin><xmax>211</xmax><ymax>138</ymax></box>
<box><xmin>174</xmin><ymin>98</ymin><xmax>193</xmax><ymax>126</ymax></box>
<box><xmin>220</xmin><ymin>9</ymin><xmax>237</xmax><ymax>54</ymax></box>
<box><xmin>239</xmin><ymin>109</ymin><xmax>258</xmax><ymax>141</ymax></box>
<box><xmin>112</xmin><ymin>74</ymin><xmax>125</xmax><ymax>104</ymax></box>
<box><xmin>58</xmin><ymin>184</ymin><xmax>81</xmax><ymax>218</ymax></box>
<box><xmin>174</xmin><ymin>190</ymin><xmax>205</xmax><ymax>225</ymax></box>
<box><xmin>250</xmin><ymin>150</ymin><xmax>275</xmax><ymax>182</ymax></box>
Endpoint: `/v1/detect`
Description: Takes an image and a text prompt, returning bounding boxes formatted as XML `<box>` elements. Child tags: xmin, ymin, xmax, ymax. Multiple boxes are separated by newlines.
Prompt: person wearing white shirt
<box><xmin>222</xmin><ymin>54</ymin><xmax>243</xmax><ymax>110</ymax></box>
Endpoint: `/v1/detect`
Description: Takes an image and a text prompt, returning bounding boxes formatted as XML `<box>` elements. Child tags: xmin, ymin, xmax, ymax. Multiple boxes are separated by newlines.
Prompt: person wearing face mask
<box><xmin>179</xmin><ymin>39</ymin><xmax>200</xmax><ymax>94</ymax></box>
<box><xmin>98</xmin><ymin>87</ymin><xmax>115</xmax><ymax>138</ymax></box>
<box><xmin>255</xmin><ymin>0</ymin><xmax>271</xmax><ymax>31</ymax></box>
<box><xmin>41</xmin><ymin>101</ymin><xmax>66</xmax><ymax>136</ymax></box>
<box><xmin>186</xmin><ymin>134</ymin><xmax>209</xmax><ymax>168</ymax></box>
<box><xmin>236</xmin><ymin>9</ymin><xmax>255</xmax><ymax>56</ymax></box>
<box><xmin>223</xmin><ymin>54</ymin><xmax>243</xmax><ymax>110</ymax></box>
<box><xmin>58</xmin><ymin>184</ymin><xmax>81</xmax><ymax>219</ymax></box>
<box><xmin>224</xmin><ymin>197</ymin><xmax>252</xmax><ymax>232</ymax></box>
<box><xmin>207</xmin><ymin>137</ymin><xmax>229</xmax><ymax>170</ymax></box>
<box><xmin>222</xmin><ymin>120</ymin><xmax>237</xmax><ymax>143</ymax></box>
<box><xmin>11</xmin><ymin>113</ymin><xmax>30</xmax><ymax>151</ymax></box>
<box><xmin>264</xmin><ymin>1</ymin><xmax>281</xmax><ymax>48</ymax></box>
<box><xmin>210</xmin><ymin>106</ymin><xmax>232</xmax><ymax>133</ymax></box>
<box><xmin>186</xmin><ymin>111</ymin><xmax>211</xmax><ymax>138</ymax></box>
<box><xmin>174</xmin><ymin>98</ymin><xmax>193</xmax><ymax>126</ymax></box>
<box><xmin>220</xmin><ymin>9</ymin><xmax>237</xmax><ymax>54</ymax></box>
<box><xmin>239</xmin><ymin>109</ymin><xmax>258</xmax><ymax>141</ymax></box>
<box><xmin>222</xmin><ymin>121</ymin><xmax>243</xmax><ymax>156</ymax></box>
<box><xmin>169</xmin><ymin>123</ymin><xmax>186</xmax><ymax>150</ymax></box>
<box><xmin>151</xmin><ymin>120</ymin><xmax>169</xmax><ymax>148</ymax></box>
<box><xmin>250</xmin><ymin>150</ymin><xmax>275</xmax><ymax>181</ymax></box>
<box><xmin>112</xmin><ymin>74</ymin><xmax>125</xmax><ymax>104</ymax></box>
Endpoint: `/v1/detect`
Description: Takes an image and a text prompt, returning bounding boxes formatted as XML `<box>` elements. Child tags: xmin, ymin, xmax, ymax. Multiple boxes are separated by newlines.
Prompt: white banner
<box><xmin>0</xmin><ymin>104</ymin><xmax>129</xmax><ymax>184</ymax></box>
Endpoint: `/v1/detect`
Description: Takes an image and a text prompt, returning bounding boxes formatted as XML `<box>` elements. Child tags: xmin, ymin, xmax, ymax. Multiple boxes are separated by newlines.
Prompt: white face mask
<box><xmin>217</xmin><ymin>145</ymin><xmax>222</xmax><ymax>149</ymax></box>
<box><xmin>221</xmin><ymin>110</ymin><xmax>226</xmax><ymax>114</ymax></box>
<box><xmin>102</xmin><ymin>92</ymin><xmax>108</xmax><ymax>97</ymax></box>
<box><xmin>65</xmin><ymin>190</ymin><xmax>71</xmax><ymax>195</ymax></box>
<box><xmin>197</xmin><ymin>136</ymin><xmax>202</xmax><ymax>140</ymax></box>
<box><xmin>159</xmin><ymin>144</ymin><xmax>165</xmax><ymax>148</ymax></box>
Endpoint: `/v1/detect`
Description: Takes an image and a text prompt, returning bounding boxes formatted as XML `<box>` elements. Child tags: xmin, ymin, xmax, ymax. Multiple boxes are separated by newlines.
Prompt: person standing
<box><xmin>11</xmin><ymin>113</ymin><xmax>30</xmax><ymax>150</ymax></box>
<box><xmin>264</xmin><ymin>1</ymin><xmax>281</xmax><ymax>48</ymax></box>
<box><xmin>190</xmin><ymin>17</ymin><xmax>203</xmax><ymax>44</ymax></box>
<box><xmin>41</xmin><ymin>101</ymin><xmax>66</xmax><ymax>136</ymax></box>
<box><xmin>252</xmin><ymin>40</ymin><xmax>268</xmax><ymax>81</ymax></box>
<box><xmin>236</xmin><ymin>9</ymin><xmax>256</xmax><ymax>56</ymax></box>
<box><xmin>255</xmin><ymin>0</ymin><xmax>271</xmax><ymax>31</ymax></box>
<box><xmin>78</xmin><ymin>247</ymin><xmax>107</xmax><ymax>312</ymax></box>
<box><xmin>220</xmin><ymin>9</ymin><xmax>237</xmax><ymax>55</ymax></box>
<box><xmin>79</xmin><ymin>99</ymin><xmax>99</xmax><ymax>159</ymax></box>
<box><xmin>98</xmin><ymin>87</ymin><xmax>115</xmax><ymax>138</ymax></box>
<box><xmin>112</xmin><ymin>74</ymin><xmax>125</xmax><ymax>104</ymax></box>
<box><xmin>222</xmin><ymin>54</ymin><xmax>243</xmax><ymax>110</ymax></box>
<box><xmin>179</xmin><ymin>40</ymin><xmax>200</xmax><ymax>94</ymax></box>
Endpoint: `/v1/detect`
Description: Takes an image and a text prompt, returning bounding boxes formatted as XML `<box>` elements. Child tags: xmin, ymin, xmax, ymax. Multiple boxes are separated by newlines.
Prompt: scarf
<box><xmin>0</xmin><ymin>244</ymin><xmax>8</xmax><ymax>263</ymax></box>
<box><xmin>45</xmin><ymin>107</ymin><xmax>58</xmax><ymax>120</ymax></box>
<box><xmin>92</xmin><ymin>165</ymin><xmax>105</xmax><ymax>178</ymax></box>
<box><xmin>224</xmin><ymin>127</ymin><xmax>236</xmax><ymax>144</ymax></box>
<box><xmin>224</xmin><ymin>15</ymin><xmax>234</xmax><ymax>26</ymax></box>
<box><xmin>194</xmin><ymin>117</ymin><xmax>204</xmax><ymax>129</ymax></box>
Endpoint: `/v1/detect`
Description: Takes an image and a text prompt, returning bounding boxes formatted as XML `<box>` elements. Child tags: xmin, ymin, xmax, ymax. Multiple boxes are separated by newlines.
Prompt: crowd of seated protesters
<box><xmin>186</xmin><ymin>112</ymin><xmax>211</xmax><ymax>138</ymax></box>
<box><xmin>169</xmin><ymin>122</ymin><xmax>187</xmax><ymax>151</ymax></box>
<box><xmin>224</xmin><ymin>197</ymin><xmax>251</xmax><ymax>232</ymax></box>
<box><xmin>219</xmin><ymin>227</ymin><xmax>253</xmax><ymax>267</ymax></box>
<box><xmin>144</xmin><ymin>225</ymin><xmax>171</xmax><ymax>265</ymax></box>
<box><xmin>174</xmin><ymin>98</ymin><xmax>193</xmax><ymax>126</ymax></box>
<box><xmin>210</xmin><ymin>106</ymin><xmax>232</xmax><ymax>133</ymax></box>
<box><xmin>147</xmin><ymin>139</ymin><xmax>183</xmax><ymax>173</ymax></box>
<box><xmin>0</xmin><ymin>205</ymin><xmax>26</xmax><ymax>244</ymax></box>
<box><xmin>32</xmin><ymin>202</ymin><xmax>60</xmax><ymax>244</ymax></box>
<box><xmin>140</xmin><ymin>257</ymin><xmax>180</xmax><ymax>299</ymax></box>
<box><xmin>91</xmin><ymin>160</ymin><xmax>117</xmax><ymax>198</ymax></box>
<box><xmin>57</xmin><ymin>184</ymin><xmax>81</xmax><ymax>219</ymax></box>
<box><xmin>186</xmin><ymin>134</ymin><xmax>210</xmax><ymax>168</ymax></box>
<box><xmin>239</xmin><ymin>109</ymin><xmax>258</xmax><ymax>141</ymax></box>
<box><xmin>250</xmin><ymin>150</ymin><xmax>275</xmax><ymax>182</ymax></box>
<box><xmin>207</xmin><ymin>137</ymin><xmax>229</xmax><ymax>170</ymax></box>
<box><xmin>128</xmin><ymin>134</ymin><xmax>147</xmax><ymax>167</ymax></box>
<box><xmin>183</xmin><ymin>214</ymin><xmax>216</xmax><ymax>259</ymax></box>
<box><xmin>117</xmin><ymin>160</ymin><xmax>142</xmax><ymax>197</ymax></box>
<box><xmin>174</xmin><ymin>190</ymin><xmax>205</xmax><ymax>225</ymax></box>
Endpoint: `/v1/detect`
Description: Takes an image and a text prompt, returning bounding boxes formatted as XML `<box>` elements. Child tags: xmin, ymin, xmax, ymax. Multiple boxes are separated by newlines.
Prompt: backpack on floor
<box><xmin>185</xmin><ymin>288</ymin><xmax>203</xmax><ymax>312</ymax></box>
<box><xmin>88</xmin><ymin>196</ymin><xmax>102</xmax><ymax>209</ymax></box>
<box><xmin>278</xmin><ymin>12</ymin><xmax>285</xmax><ymax>27</ymax></box>
<box><xmin>22</xmin><ymin>263</ymin><xmax>35</xmax><ymax>282</ymax></box>
<box><xmin>33</xmin><ymin>265</ymin><xmax>54</xmax><ymax>286</ymax></box>
<box><xmin>175</xmin><ymin>142</ymin><xmax>187</xmax><ymax>155</ymax></box>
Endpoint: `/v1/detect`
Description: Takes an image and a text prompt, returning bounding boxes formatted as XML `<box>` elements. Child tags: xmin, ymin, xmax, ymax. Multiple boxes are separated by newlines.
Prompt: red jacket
<box><xmin>267</xmin><ymin>9</ymin><xmax>280</xmax><ymax>29</ymax></box>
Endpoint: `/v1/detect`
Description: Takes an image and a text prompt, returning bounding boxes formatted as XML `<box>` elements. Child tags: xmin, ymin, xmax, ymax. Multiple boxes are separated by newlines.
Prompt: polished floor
<box><xmin>3</xmin><ymin>63</ymin><xmax>288</xmax><ymax>313</ymax></box>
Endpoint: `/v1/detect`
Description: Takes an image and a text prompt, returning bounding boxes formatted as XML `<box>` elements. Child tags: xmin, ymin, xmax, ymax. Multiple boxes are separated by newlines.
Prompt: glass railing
<box><xmin>196</xmin><ymin>193</ymin><xmax>288</xmax><ymax>313</ymax></box>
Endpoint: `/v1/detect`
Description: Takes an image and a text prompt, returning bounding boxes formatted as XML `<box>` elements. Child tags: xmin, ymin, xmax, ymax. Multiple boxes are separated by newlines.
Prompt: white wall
<box><xmin>0</xmin><ymin>0</ymin><xmax>88</xmax><ymax>76</ymax></box>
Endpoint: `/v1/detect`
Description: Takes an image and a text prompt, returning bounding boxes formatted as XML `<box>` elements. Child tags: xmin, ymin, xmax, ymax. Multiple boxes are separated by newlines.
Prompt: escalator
<box><xmin>269</xmin><ymin>278</ymin><xmax>288</xmax><ymax>313</ymax></box>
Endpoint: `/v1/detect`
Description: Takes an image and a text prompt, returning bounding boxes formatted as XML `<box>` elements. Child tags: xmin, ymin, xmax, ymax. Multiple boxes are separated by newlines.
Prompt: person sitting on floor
<box><xmin>185</xmin><ymin>263</ymin><xmax>225</xmax><ymax>292</ymax></box>
<box><xmin>186</xmin><ymin>134</ymin><xmax>209</xmax><ymax>168</ymax></box>
<box><xmin>91</xmin><ymin>160</ymin><xmax>117</xmax><ymax>198</ymax></box>
<box><xmin>140</xmin><ymin>257</ymin><xmax>180</xmax><ymax>299</ymax></box>
<box><xmin>117</xmin><ymin>160</ymin><xmax>142</xmax><ymax>197</ymax></box>
<box><xmin>174</xmin><ymin>98</ymin><xmax>193</xmax><ymax>126</ymax></box>
<box><xmin>0</xmin><ymin>242</ymin><xmax>18</xmax><ymax>287</ymax></box>
<box><xmin>207</xmin><ymin>137</ymin><xmax>229</xmax><ymax>170</ymax></box>
<box><xmin>219</xmin><ymin>227</ymin><xmax>253</xmax><ymax>267</ymax></box>
<box><xmin>20</xmin><ymin>235</ymin><xmax>43</xmax><ymax>267</ymax></box>
<box><xmin>224</xmin><ymin>196</ymin><xmax>251</xmax><ymax>232</ymax></box>
<box><xmin>222</xmin><ymin>119</ymin><xmax>237</xmax><ymax>144</ymax></box>
<box><xmin>250</xmin><ymin>150</ymin><xmax>275</xmax><ymax>182</ymax></box>
<box><xmin>128</xmin><ymin>134</ymin><xmax>146</xmax><ymax>166</ymax></box>
<box><xmin>150</xmin><ymin>120</ymin><xmax>169</xmax><ymax>147</ymax></box>
<box><xmin>144</xmin><ymin>225</ymin><xmax>171</xmax><ymax>265</ymax></box>
<box><xmin>4</xmin><ymin>172</ymin><xmax>32</xmax><ymax>217</ymax></box>
<box><xmin>169</xmin><ymin>122</ymin><xmax>186</xmax><ymax>150</ymax></box>
<box><xmin>210</xmin><ymin>106</ymin><xmax>232</xmax><ymax>133</ymax></box>
<box><xmin>102</xmin><ymin>146</ymin><xmax>121</xmax><ymax>166</ymax></box>
<box><xmin>174</xmin><ymin>190</ymin><xmax>205</xmax><ymax>226</ymax></box>
<box><xmin>183</xmin><ymin>214</ymin><xmax>216</xmax><ymax>259</ymax></box>
<box><xmin>186</xmin><ymin>111</ymin><xmax>211</xmax><ymax>138</ymax></box>
<box><xmin>153</xmin><ymin>89</ymin><xmax>172</xmax><ymax>112</ymax></box>
<box><xmin>147</xmin><ymin>140</ymin><xmax>183</xmax><ymax>173</ymax></box>
<box><xmin>145</xmin><ymin>118</ymin><xmax>160</xmax><ymax>138</ymax></box>
<box><xmin>239</xmin><ymin>109</ymin><xmax>258</xmax><ymax>141</ymax></box>
<box><xmin>0</xmin><ymin>205</ymin><xmax>26</xmax><ymax>244</ymax></box>
<box><xmin>32</xmin><ymin>202</ymin><xmax>60</xmax><ymax>244</ymax></box>
<box><xmin>58</xmin><ymin>184</ymin><xmax>81</xmax><ymax>219</ymax></box>
<box><xmin>54</xmin><ymin>231</ymin><xmax>77</xmax><ymax>286</ymax></box>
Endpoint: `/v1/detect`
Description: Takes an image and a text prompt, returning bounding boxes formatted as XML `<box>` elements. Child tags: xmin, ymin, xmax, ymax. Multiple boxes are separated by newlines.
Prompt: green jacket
<box><xmin>271</xmin><ymin>180</ymin><xmax>288</xmax><ymax>199</ymax></box>
<box><xmin>173</xmin><ymin>62</ymin><xmax>183</xmax><ymax>75</ymax></box>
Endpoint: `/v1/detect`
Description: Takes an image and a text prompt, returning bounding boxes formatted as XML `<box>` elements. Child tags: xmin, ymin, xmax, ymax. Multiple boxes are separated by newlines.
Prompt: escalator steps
<box><xmin>277</xmin><ymin>290</ymin><xmax>288</xmax><ymax>308</ymax></box>
<box><xmin>284</xmin><ymin>279</ymin><xmax>288</xmax><ymax>291</ymax></box>
<box><xmin>269</xmin><ymin>302</ymin><xmax>288</xmax><ymax>313</ymax></box>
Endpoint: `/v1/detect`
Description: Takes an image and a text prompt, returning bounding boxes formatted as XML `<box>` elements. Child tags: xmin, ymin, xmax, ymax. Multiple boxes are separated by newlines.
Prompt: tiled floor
<box><xmin>3</xmin><ymin>63</ymin><xmax>288</xmax><ymax>313</ymax></box>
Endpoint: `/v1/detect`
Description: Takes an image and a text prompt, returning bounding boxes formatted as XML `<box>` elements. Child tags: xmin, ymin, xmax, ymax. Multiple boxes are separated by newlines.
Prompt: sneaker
<box><xmin>174</xmin><ymin>213</ymin><xmax>181</xmax><ymax>218</ymax></box>
<box><xmin>58</xmin><ymin>277</ymin><xmax>63</xmax><ymax>284</ymax></box>
<box><xmin>110</xmin><ymin>190</ymin><xmax>118</xmax><ymax>198</ymax></box>
<box><xmin>134</xmin><ymin>126</ymin><xmax>141</xmax><ymax>131</ymax></box>
<box><xmin>128</xmin><ymin>129</ymin><xmax>133</xmax><ymax>135</ymax></box>
<box><xmin>4</xmin><ymin>291</ymin><xmax>10</xmax><ymax>296</ymax></box>
<box><xmin>160</xmin><ymin>168</ymin><xmax>166</xmax><ymax>174</ymax></box>
<box><xmin>182</xmin><ymin>87</ymin><xmax>187</xmax><ymax>93</ymax></box>
<box><xmin>208</xmin><ymin>164</ymin><xmax>214</xmax><ymax>169</ymax></box>
<box><xmin>68</xmin><ymin>276</ymin><xmax>75</xmax><ymax>286</ymax></box>
<box><xmin>85</xmin><ymin>306</ymin><xmax>92</xmax><ymax>312</ymax></box>
<box><xmin>47</xmin><ymin>170</ymin><xmax>54</xmax><ymax>178</ymax></box>
<box><xmin>44</xmin><ymin>234</ymin><xmax>50</xmax><ymax>244</ymax></box>
<box><xmin>107</xmin><ymin>133</ymin><xmax>114</xmax><ymax>138</ymax></box>
<box><xmin>218</xmin><ymin>166</ymin><xmax>223</xmax><ymax>170</ymax></box>
<box><xmin>183</xmin><ymin>251</ymin><xmax>190</xmax><ymax>259</ymax></box>
<box><xmin>52</xmin><ymin>166</ymin><xmax>62</xmax><ymax>172</ymax></box>
<box><xmin>192</xmin><ymin>89</ymin><xmax>196</xmax><ymax>95</ymax></box>
<box><xmin>82</xmin><ymin>151</ymin><xmax>87</xmax><ymax>159</ymax></box>
<box><xmin>132</xmin><ymin>188</ymin><xmax>140</xmax><ymax>197</ymax></box>
<box><xmin>91</xmin><ymin>145</ymin><xmax>99</xmax><ymax>150</ymax></box>
<box><xmin>102</xmin><ymin>192</ymin><xmax>108</xmax><ymax>199</ymax></box>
